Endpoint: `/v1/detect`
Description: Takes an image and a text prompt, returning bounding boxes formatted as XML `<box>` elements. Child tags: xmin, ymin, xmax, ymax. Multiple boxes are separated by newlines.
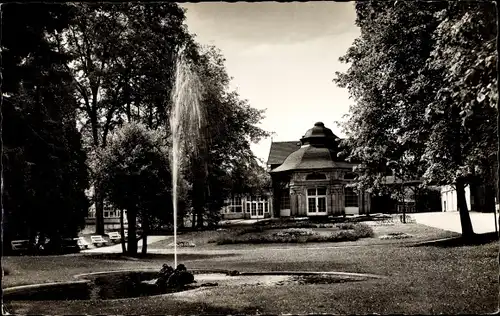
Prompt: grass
<box><xmin>146</xmin><ymin>221</ymin><xmax>461</xmax><ymax>251</ymax></box>
<box><xmin>1</xmin><ymin>253</ymin><xmax>235</xmax><ymax>289</ymax></box>
<box><xmin>3</xmin><ymin>240</ymin><xmax>498</xmax><ymax>314</ymax></box>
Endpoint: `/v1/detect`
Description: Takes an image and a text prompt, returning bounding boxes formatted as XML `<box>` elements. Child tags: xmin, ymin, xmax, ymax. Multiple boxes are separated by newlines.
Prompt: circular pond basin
<box><xmin>4</xmin><ymin>270</ymin><xmax>383</xmax><ymax>301</ymax></box>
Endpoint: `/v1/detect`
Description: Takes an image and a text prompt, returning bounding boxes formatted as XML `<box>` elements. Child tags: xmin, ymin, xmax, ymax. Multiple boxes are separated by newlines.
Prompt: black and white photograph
<box><xmin>1</xmin><ymin>1</ymin><xmax>499</xmax><ymax>314</ymax></box>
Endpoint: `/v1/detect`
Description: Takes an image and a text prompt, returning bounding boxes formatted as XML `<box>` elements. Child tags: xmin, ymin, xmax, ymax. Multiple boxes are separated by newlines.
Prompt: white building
<box><xmin>441</xmin><ymin>185</ymin><xmax>472</xmax><ymax>212</ymax></box>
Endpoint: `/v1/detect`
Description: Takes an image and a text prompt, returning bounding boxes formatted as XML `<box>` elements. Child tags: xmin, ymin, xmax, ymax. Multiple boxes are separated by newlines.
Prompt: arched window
<box><xmin>306</xmin><ymin>173</ymin><xmax>327</xmax><ymax>180</ymax></box>
<box><xmin>344</xmin><ymin>172</ymin><xmax>357</xmax><ymax>180</ymax></box>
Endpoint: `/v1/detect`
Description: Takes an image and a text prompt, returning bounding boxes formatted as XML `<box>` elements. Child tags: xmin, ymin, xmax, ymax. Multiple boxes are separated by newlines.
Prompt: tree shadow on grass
<box><xmin>82</xmin><ymin>253</ymin><xmax>238</xmax><ymax>261</ymax></box>
<box><xmin>4</xmin><ymin>297</ymin><xmax>260</xmax><ymax>315</ymax></box>
<box><xmin>410</xmin><ymin>232</ymin><xmax>499</xmax><ymax>248</ymax></box>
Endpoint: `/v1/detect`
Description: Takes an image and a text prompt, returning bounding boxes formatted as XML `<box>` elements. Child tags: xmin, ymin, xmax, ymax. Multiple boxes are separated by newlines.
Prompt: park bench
<box><xmin>107</xmin><ymin>232</ymin><xmax>122</xmax><ymax>243</ymax></box>
<box><xmin>76</xmin><ymin>237</ymin><xmax>90</xmax><ymax>249</ymax></box>
<box><xmin>90</xmin><ymin>235</ymin><xmax>107</xmax><ymax>246</ymax></box>
<box><xmin>11</xmin><ymin>239</ymin><xmax>30</xmax><ymax>252</ymax></box>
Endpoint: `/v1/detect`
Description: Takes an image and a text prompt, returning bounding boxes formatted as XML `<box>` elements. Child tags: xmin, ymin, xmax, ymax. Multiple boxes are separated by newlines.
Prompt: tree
<box><xmin>181</xmin><ymin>46</ymin><xmax>270</xmax><ymax>228</ymax></box>
<box><xmin>335</xmin><ymin>1</ymin><xmax>444</xmax><ymax>205</ymax></box>
<box><xmin>418</xmin><ymin>1</ymin><xmax>497</xmax><ymax>237</ymax></box>
<box><xmin>94</xmin><ymin>122</ymin><xmax>171</xmax><ymax>256</ymax></box>
<box><xmin>2</xmin><ymin>3</ymin><xmax>89</xmax><ymax>250</ymax></box>
<box><xmin>335</xmin><ymin>1</ymin><xmax>497</xmax><ymax>239</ymax></box>
<box><xmin>49</xmin><ymin>3</ymin><xmax>193</xmax><ymax>234</ymax></box>
<box><xmin>230</xmin><ymin>157</ymin><xmax>271</xmax><ymax>197</ymax></box>
<box><xmin>422</xmin><ymin>1</ymin><xmax>497</xmax><ymax>215</ymax></box>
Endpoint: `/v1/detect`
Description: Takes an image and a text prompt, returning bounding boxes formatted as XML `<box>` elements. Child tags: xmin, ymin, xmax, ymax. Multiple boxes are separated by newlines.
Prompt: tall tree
<box><xmin>93</xmin><ymin>122</ymin><xmax>171</xmax><ymax>256</ymax></box>
<box><xmin>49</xmin><ymin>3</ymin><xmax>193</xmax><ymax>233</ymax></box>
<box><xmin>183</xmin><ymin>46</ymin><xmax>270</xmax><ymax>228</ymax></box>
<box><xmin>335</xmin><ymin>1</ymin><xmax>444</xmax><ymax>196</ymax></box>
<box><xmin>335</xmin><ymin>1</ymin><xmax>496</xmax><ymax>239</ymax></box>
<box><xmin>422</xmin><ymin>1</ymin><xmax>497</xmax><ymax>218</ymax></box>
<box><xmin>2</xmin><ymin>3</ymin><xmax>89</xmax><ymax>249</ymax></box>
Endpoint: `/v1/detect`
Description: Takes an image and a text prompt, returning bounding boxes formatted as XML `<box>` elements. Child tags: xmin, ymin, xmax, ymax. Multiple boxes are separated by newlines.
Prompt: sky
<box><xmin>180</xmin><ymin>2</ymin><xmax>360</xmax><ymax>164</ymax></box>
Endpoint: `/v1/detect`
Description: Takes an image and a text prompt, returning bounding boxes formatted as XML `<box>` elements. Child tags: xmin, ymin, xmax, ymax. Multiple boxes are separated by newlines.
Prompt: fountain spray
<box><xmin>170</xmin><ymin>47</ymin><xmax>204</xmax><ymax>267</ymax></box>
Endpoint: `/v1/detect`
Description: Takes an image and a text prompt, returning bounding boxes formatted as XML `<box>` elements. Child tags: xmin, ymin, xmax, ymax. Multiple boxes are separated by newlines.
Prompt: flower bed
<box><xmin>213</xmin><ymin>223</ymin><xmax>374</xmax><ymax>245</ymax></box>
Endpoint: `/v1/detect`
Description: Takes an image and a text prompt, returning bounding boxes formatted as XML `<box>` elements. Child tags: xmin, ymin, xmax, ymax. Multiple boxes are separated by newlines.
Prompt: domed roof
<box><xmin>303</xmin><ymin>122</ymin><xmax>335</xmax><ymax>138</ymax></box>
<box><xmin>270</xmin><ymin>145</ymin><xmax>353</xmax><ymax>173</ymax></box>
<box><xmin>269</xmin><ymin>122</ymin><xmax>352</xmax><ymax>173</ymax></box>
<box><xmin>301</xmin><ymin>122</ymin><xmax>337</xmax><ymax>146</ymax></box>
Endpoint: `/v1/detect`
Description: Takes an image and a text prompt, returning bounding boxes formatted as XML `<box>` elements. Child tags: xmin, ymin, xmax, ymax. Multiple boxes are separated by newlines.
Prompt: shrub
<box><xmin>313</xmin><ymin>223</ymin><xmax>336</xmax><ymax>228</ymax></box>
<box><xmin>274</xmin><ymin>228</ymin><xmax>316</xmax><ymax>237</ymax></box>
<box><xmin>379</xmin><ymin>232</ymin><xmax>413</xmax><ymax>240</ymax></box>
<box><xmin>212</xmin><ymin>222</ymin><xmax>374</xmax><ymax>245</ymax></box>
<box><xmin>336</xmin><ymin>223</ymin><xmax>356</xmax><ymax>230</ymax></box>
<box><xmin>256</xmin><ymin>219</ymin><xmax>317</xmax><ymax>229</ymax></box>
<box><xmin>353</xmin><ymin>223</ymin><xmax>374</xmax><ymax>238</ymax></box>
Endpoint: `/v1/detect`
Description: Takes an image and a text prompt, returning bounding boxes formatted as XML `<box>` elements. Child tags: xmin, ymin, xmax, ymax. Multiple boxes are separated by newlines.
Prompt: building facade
<box><xmin>268</xmin><ymin>122</ymin><xmax>370</xmax><ymax>217</ymax></box>
<box><xmin>440</xmin><ymin>184</ymin><xmax>498</xmax><ymax>212</ymax></box>
<box><xmin>441</xmin><ymin>185</ymin><xmax>472</xmax><ymax>212</ymax></box>
<box><xmin>82</xmin><ymin>202</ymin><xmax>128</xmax><ymax>234</ymax></box>
<box><xmin>220</xmin><ymin>195</ymin><xmax>273</xmax><ymax>220</ymax></box>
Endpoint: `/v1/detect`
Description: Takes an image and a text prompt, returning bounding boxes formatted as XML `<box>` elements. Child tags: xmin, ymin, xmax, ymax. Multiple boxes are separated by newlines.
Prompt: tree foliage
<box><xmin>93</xmin><ymin>122</ymin><xmax>172</xmax><ymax>255</ymax></box>
<box><xmin>335</xmin><ymin>1</ymin><xmax>497</xmax><ymax>238</ymax></box>
<box><xmin>48</xmin><ymin>3</ymin><xmax>193</xmax><ymax>233</ymax></box>
<box><xmin>2</xmin><ymin>3</ymin><xmax>89</xmax><ymax>248</ymax></box>
<box><xmin>182</xmin><ymin>45</ymin><xmax>270</xmax><ymax>227</ymax></box>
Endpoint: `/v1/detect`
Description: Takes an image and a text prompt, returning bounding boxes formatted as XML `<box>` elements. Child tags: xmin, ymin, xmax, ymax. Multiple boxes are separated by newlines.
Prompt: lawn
<box><xmin>149</xmin><ymin>220</ymin><xmax>461</xmax><ymax>251</ymax></box>
<box><xmin>3</xmin><ymin>221</ymin><xmax>498</xmax><ymax>315</ymax></box>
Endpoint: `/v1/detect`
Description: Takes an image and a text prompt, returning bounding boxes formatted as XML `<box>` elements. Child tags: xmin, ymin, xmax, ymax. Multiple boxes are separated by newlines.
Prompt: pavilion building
<box><xmin>267</xmin><ymin>122</ymin><xmax>370</xmax><ymax>217</ymax></box>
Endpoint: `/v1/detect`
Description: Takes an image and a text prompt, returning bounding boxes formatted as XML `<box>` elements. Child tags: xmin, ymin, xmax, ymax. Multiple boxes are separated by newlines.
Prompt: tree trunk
<box><xmin>94</xmin><ymin>184</ymin><xmax>105</xmax><ymax>235</ymax></box>
<box><xmin>484</xmin><ymin>184</ymin><xmax>496</xmax><ymax>213</ymax></box>
<box><xmin>456</xmin><ymin>178</ymin><xmax>475</xmax><ymax>239</ymax></box>
<box><xmin>193</xmin><ymin>167</ymin><xmax>205</xmax><ymax>229</ymax></box>
<box><xmin>401</xmin><ymin>186</ymin><xmax>406</xmax><ymax>224</ymax></box>
<box><xmin>497</xmin><ymin>11</ymin><xmax>500</xmax><ymax>238</ymax></box>
<box><xmin>191</xmin><ymin>211</ymin><xmax>196</xmax><ymax>229</ymax></box>
<box><xmin>120</xmin><ymin>209</ymin><xmax>126</xmax><ymax>253</ymax></box>
<box><xmin>141</xmin><ymin>215</ymin><xmax>148</xmax><ymax>255</ymax></box>
<box><xmin>196</xmin><ymin>205</ymin><xmax>204</xmax><ymax>229</ymax></box>
<box><xmin>126</xmin><ymin>208</ymin><xmax>137</xmax><ymax>256</ymax></box>
<box><xmin>470</xmin><ymin>181</ymin><xmax>483</xmax><ymax>212</ymax></box>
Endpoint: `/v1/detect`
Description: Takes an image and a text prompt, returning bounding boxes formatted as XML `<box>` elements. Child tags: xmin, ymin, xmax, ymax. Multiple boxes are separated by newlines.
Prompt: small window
<box><xmin>229</xmin><ymin>196</ymin><xmax>243</xmax><ymax>212</ymax></box>
<box><xmin>246</xmin><ymin>202</ymin><xmax>251</xmax><ymax>212</ymax></box>
<box><xmin>308</xmin><ymin>187</ymin><xmax>327</xmax><ymax>196</ymax></box>
<box><xmin>265</xmin><ymin>203</ymin><xmax>269</xmax><ymax>213</ymax></box>
<box><xmin>306</xmin><ymin>173</ymin><xmax>327</xmax><ymax>180</ymax></box>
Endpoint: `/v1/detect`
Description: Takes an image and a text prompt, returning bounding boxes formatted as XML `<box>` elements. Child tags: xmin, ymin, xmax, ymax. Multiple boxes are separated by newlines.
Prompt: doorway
<box><xmin>307</xmin><ymin>187</ymin><xmax>327</xmax><ymax>215</ymax></box>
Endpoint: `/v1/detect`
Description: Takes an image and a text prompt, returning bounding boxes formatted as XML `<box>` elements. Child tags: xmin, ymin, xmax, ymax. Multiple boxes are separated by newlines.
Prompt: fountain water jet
<box><xmin>170</xmin><ymin>47</ymin><xmax>204</xmax><ymax>267</ymax></box>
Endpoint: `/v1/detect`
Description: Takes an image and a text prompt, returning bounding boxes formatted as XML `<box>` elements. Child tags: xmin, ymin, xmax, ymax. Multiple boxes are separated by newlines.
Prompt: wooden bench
<box><xmin>107</xmin><ymin>232</ymin><xmax>122</xmax><ymax>243</ymax></box>
<box><xmin>90</xmin><ymin>235</ymin><xmax>107</xmax><ymax>246</ymax></box>
<box><xmin>11</xmin><ymin>240</ymin><xmax>30</xmax><ymax>252</ymax></box>
<box><xmin>76</xmin><ymin>237</ymin><xmax>90</xmax><ymax>249</ymax></box>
